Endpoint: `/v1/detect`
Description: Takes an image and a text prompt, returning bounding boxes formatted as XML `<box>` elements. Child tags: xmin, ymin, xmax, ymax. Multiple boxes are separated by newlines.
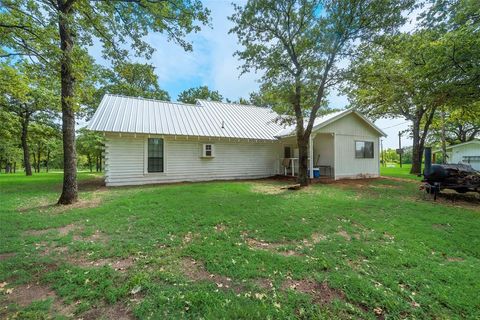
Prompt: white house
<box><xmin>434</xmin><ymin>140</ymin><xmax>480</xmax><ymax>171</ymax></box>
<box><xmin>87</xmin><ymin>94</ymin><xmax>386</xmax><ymax>186</ymax></box>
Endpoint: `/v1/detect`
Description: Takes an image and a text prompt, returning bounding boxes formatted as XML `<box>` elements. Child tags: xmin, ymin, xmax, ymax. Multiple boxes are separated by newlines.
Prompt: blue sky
<box><xmin>88</xmin><ymin>0</ymin><xmax>411</xmax><ymax>148</ymax></box>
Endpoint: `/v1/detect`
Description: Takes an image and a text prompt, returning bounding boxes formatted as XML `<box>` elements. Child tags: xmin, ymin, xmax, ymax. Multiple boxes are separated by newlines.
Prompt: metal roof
<box><xmin>87</xmin><ymin>94</ymin><xmax>284</xmax><ymax>141</ymax></box>
<box><xmin>87</xmin><ymin>94</ymin><xmax>385</xmax><ymax>140</ymax></box>
<box><xmin>274</xmin><ymin>108</ymin><xmax>386</xmax><ymax>137</ymax></box>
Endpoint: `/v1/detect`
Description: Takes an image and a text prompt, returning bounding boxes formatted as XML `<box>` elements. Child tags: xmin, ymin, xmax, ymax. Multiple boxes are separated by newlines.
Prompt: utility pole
<box><xmin>398</xmin><ymin>132</ymin><xmax>402</xmax><ymax>168</ymax></box>
<box><xmin>380</xmin><ymin>139</ymin><xmax>385</xmax><ymax>167</ymax></box>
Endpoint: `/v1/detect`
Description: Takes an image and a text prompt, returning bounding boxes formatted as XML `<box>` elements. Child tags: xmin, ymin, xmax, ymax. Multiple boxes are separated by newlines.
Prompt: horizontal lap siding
<box><xmin>104</xmin><ymin>135</ymin><xmax>281</xmax><ymax>186</ymax></box>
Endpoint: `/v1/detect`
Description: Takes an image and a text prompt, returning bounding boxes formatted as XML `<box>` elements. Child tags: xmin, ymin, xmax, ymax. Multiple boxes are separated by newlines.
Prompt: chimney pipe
<box><xmin>424</xmin><ymin>147</ymin><xmax>432</xmax><ymax>177</ymax></box>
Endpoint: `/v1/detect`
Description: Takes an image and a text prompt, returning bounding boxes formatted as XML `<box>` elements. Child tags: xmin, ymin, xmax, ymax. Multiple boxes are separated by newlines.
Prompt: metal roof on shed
<box><xmin>87</xmin><ymin>94</ymin><xmax>284</xmax><ymax>140</ymax></box>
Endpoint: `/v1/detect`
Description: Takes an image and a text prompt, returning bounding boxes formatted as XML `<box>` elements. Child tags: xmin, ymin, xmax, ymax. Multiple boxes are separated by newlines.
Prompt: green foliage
<box><xmin>177</xmin><ymin>86</ymin><xmax>223</xmax><ymax>104</ymax></box>
<box><xmin>95</xmin><ymin>63</ymin><xmax>170</xmax><ymax>108</ymax></box>
<box><xmin>76</xmin><ymin>128</ymin><xmax>104</xmax><ymax>172</ymax></box>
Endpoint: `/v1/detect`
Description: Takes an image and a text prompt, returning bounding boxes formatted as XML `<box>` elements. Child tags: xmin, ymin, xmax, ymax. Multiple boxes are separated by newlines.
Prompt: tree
<box><xmin>97</xmin><ymin>62</ymin><xmax>170</xmax><ymax>105</ymax></box>
<box><xmin>1</xmin><ymin>0</ymin><xmax>210</xmax><ymax>204</ymax></box>
<box><xmin>76</xmin><ymin>128</ymin><xmax>104</xmax><ymax>173</ymax></box>
<box><xmin>177</xmin><ymin>86</ymin><xmax>223</xmax><ymax>104</ymax></box>
<box><xmin>230</xmin><ymin>0</ymin><xmax>413</xmax><ymax>185</ymax></box>
<box><xmin>0</xmin><ymin>62</ymin><xmax>57</xmax><ymax>176</ymax></box>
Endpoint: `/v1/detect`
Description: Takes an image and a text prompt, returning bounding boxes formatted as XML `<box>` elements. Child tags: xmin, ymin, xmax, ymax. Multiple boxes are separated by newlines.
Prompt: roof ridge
<box><xmin>196</xmin><ymin>99</ymin><xmax>270</xmax><ymax>110</ymax></box>
<box><xmin>105</xmin><ymin>93</ymin><xmax>196</xmax><ymax>107</ymax></box>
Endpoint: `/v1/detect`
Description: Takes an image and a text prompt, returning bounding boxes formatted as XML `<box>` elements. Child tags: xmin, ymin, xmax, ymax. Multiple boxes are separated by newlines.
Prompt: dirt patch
<box><xmin>25</xmin><ymin>223</ymin><xmax>78</xmax><ymax>237</ymax></box>
<box><xmin>0</xmin><ymin>253</ymin><xmax>16</xmax><ymax>261</ymax></box>
<box><xmin>214</xmin><ymin>223</ymin><xmax>227</xmax><ymax>233</ymax></box>
<box><xmin>336</xmin><ymin>230</ymin><xmax>351</xmax><ymax>241</ymax></box>
<box><xmin>250</xmin><ymin>183</ymin><xmax>286</xmax><ymax>195</ymax></box>
<box><xmin>254</xmin><ymin>278</ymin><xmax>274</xmax><ymax>290</ymax></box>
<box><xmin>80</xmin><ymin>302</ymin><xmax>134</xmax><ymax>320</ymax></box>
<box><xmin>73</xmin><ymin>229</ymin><xmax>109</xmax><ymax>243</ymax></box>
<box><xmin>282</xmin><ymin>279</ymin><xmax>345</xmax><ymax>305</ymax></box>
<box><xmin>18</xmin><ymin>190</ymin><xmax>106</xmax><ymax>214</ymax></box>
<box><xmin>245</xmin><ymin>238</ymin><xmax>303</xmax><ymax>257</ymax></box>
<box><xmin>432</xmin><ymin>223</ymin><xmax>451</xmax><ymax>230</ymax></box>
<box><xmin>2</xmin><ymin>283</ymin><xmax>75</xmax><ymax>317</ymax></box>
<box><xmin>446</xmin><ymin>256</ymin><xmax>464</xmax><ymax>262</ymax></box>
<box><xmin>303</xmin><ymin>232</ymin><xmax>326</xmax><ymax>247</ymax></box>
<box><xmin>181</xmin><ymin>258</ymin><xmax>242</xmax><ymax>292</ymax></box>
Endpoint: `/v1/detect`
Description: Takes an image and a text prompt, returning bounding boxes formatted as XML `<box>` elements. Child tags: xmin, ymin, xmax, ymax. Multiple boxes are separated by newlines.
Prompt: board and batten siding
<box><xmin>104</xmin><ymin>134</ymin><xmax>282</xmax><ymax>186</ymax></box>
<box><xmin>315</xmin><ymin>113</ymin><xmax>381</xmax><ymax>179</ymax></box>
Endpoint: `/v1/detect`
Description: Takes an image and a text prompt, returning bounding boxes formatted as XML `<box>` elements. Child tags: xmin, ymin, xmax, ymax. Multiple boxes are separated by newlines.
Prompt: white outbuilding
<box><xmin>434</xmin><ymin>140</ymin><xmax>480</xmax><ymax>171</ymax></box>
<box><xmin>88</xmin><ymin>94</ymin><xmax>386</xmax><ymax>186</ymax></box>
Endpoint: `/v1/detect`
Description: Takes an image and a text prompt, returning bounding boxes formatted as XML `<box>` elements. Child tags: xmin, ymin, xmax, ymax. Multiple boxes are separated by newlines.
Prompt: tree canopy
<box><xmin>230</xmin><ymin>0</ymin><xmax>414</xmax><ymax>185</ymax></box>
<box><xmin>177</xmin><ymin>86</ymin><xmax>223</xmax><ymax>104</ymax></box>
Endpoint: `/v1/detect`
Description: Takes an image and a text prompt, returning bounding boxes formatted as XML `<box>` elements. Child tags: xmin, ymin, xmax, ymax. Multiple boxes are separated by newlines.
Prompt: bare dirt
<box><xmin>180</xmin><ymin>258</ymin><xmax>243</xmax><ymax>292</ymax></box>
<box><xmin>80</xmin><ymin>302</ymin><xmax>134</xmax><ymax>320</ymax></box>
<box><xmin>282</xmin><ymin>279</ymin><xmax>346</xmax><ymax>305</ymax></box>
<box><xmin>244</xmin><ymin>237</ymin><xmax>303</xmax><ymax>257</ymax></box>
<box><xmin>24</xmin><ymin>223</ymin><xmax>78</xmax><ymax>237</ymax></box>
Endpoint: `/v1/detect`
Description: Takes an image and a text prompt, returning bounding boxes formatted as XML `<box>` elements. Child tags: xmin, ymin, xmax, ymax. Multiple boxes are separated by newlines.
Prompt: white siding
<box><xmin>316</xmin><ymin>113</ymin><xmax>381</xmax><ymax>179</ymax></box>
<box><xmin>104</xmin><ymin>134</ymin><xmax>282</xmax><ymax>186</ymax></box>
<box><xmin>450</xmin><ymin>143</ymin><xmax>480</xmax><ymax>170</ymax></box>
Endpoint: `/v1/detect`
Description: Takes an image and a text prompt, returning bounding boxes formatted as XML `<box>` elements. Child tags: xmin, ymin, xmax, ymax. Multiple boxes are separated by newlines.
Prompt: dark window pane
<box><xmin>148</xmin><ymin>138</ymin><xmax>164</xmax><ymax>172</ymax></box>
<box><xmin>364</xmin><ymin>142</ymin><xmax>374</xmax><ymax>158</ymax></box>
<box><xmin>284</xmin><ymin>147</ymin><xmax>291</xmax><ymax>158</ymax></box>
<box><xmin>355</xmin><ymin>141</ymin><xmax>365</xmax><ymax>158</ymax></box>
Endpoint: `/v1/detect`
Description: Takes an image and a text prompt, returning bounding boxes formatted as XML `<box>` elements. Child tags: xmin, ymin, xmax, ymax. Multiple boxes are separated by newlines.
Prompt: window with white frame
<box><xmin>355</xmin><ymin>141</ymin><xmax>374</xmax><ymax>159</ymax></box>
<box><xmin>148</xmin><ymin>138</ymin><xmax>164</xmax><ymax>172</ymax></box>
<box><xmin>202</xmin><ymin>144</ymin><xmax>214</xmax><ymax>157</ymax></box>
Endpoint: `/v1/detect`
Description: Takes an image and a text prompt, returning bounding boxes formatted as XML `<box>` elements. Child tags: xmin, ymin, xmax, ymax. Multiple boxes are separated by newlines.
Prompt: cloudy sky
<box><xmin>90</xmin><ymin>0</ymin><xmax>412</xmax><ymax>149</ymax></box>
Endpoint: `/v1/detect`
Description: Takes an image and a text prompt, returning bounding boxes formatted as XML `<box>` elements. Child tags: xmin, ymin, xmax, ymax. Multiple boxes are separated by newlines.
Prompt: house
<box><xmin>433</xmin><ymin>140</ymin><xmax>480</xmax><ymax>170</ymax></box>
<box><xmin>87</xmin><ymin>94</ymin><xmax>386</xmax><ymax>186</ymax></box>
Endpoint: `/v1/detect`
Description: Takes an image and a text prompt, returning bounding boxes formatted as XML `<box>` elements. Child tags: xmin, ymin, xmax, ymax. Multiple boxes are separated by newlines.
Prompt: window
<box><xmin>202</xmin><ymin>144</ymin><xmax>215</xmax><ymax>157</ymax></box>
<box><xmin>284</xmin><ymin>146</ymin><xmax>292</xmax><ymax>158</ymax></box>
<box><xmin>148</xmin><ymin>138</ymin><xmax>164</xmax><ymax>172</ymax></box>
<box><xmin>355</xmin><ymin>141</ymin><xmax>374</xmax><ymax>159</ymax></box>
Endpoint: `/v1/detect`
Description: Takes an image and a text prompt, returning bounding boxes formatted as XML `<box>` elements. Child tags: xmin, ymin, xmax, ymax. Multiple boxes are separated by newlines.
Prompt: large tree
<box><xmin>97</xmin><ymin>62</ymin><xmax>170</xmax><ymax>104</ymax></box>
<box><xmin>230</xmin><ymin>0</ymin><xmax>413</xmax><ymax>185</ymax></box>
<box><xmin>1</xmin><ymin>0</ymin><xmax>209</xmax><ymax>204</ymax></box>
<box><xmin>177</xmin><ymin>86</ymin><xmax>223</xmax><ymax>104</ymax></box>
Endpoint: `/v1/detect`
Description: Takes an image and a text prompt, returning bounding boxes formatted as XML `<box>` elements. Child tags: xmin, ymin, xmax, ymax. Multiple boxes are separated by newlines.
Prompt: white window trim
<box><xmin>354</xmin><ymin>140</ymin><xmax>375</xmax><ymax>159</ymax></box>
<box><xmin>201</xmin><ymin>143</ymin><xmax>215</xmax><ymax>158</ymax></box>
<box><xmin>144</xmin><ymin>137</ymin><xmax>167</xmax><ymax>175</ymax></box>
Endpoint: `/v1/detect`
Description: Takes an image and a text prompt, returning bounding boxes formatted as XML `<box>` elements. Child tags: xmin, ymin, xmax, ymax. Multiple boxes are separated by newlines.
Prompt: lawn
<box><xmin>0</xmin><ymin>172</ymin><xmax>479</xmax><ymax>319</ymax></box>
<box><xmin>380</xmin><ymin>164</ymin><xmax>421</xmax><ymax>181</ymax></box>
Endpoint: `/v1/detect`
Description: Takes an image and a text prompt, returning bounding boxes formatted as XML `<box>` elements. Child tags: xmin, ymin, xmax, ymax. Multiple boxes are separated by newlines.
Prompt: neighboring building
<box><xmin>434</xmin><ymin>140</ymin><xmax>480</xmax><ymax>171</ymax></box>
<box><xmin>87</xmin><ymin>94</ymin><xmax>386</xmax><ymax>186</ymax></box>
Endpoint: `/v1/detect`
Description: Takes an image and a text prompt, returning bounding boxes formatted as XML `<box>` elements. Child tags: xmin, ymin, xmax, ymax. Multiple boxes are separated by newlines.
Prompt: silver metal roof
<box><xmin>87</xmin><ymin>94</ymin><xmax>385</xmax><ymax>140</ymax></box>
<box><xmin>87</xmin><ymin>94</ymin><xmax>284</xmax><ymax>141</ymax></box>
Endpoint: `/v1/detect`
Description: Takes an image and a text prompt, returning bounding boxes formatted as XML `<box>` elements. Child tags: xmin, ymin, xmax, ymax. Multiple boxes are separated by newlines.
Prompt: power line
<box><xmin>380</xmin><ymin>121</ymin><xmax>409</xmax><ymax>130</ymax></box>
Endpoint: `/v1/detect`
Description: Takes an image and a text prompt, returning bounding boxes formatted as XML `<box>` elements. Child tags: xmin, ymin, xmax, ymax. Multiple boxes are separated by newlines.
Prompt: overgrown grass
<box><xmin>0</xmin><ymin>172</ymin><xmax>479</xmax><ymax>319</ymax></box>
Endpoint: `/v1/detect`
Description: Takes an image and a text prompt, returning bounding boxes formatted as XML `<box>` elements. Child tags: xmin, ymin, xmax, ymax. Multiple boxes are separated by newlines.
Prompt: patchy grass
<box><xmin>0</xmin><ymin>172</ymin><xmax>479</xmax><ymax>319</ymax></box>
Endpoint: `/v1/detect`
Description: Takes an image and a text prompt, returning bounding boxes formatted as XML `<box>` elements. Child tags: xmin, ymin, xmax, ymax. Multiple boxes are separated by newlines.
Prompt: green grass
<box><xmin>1</xmin><ymin>172</ymin><xmax>479</xmax><ymax>319</ymax></box>
<box><xmin>380</xmin><ymin>164</ymin><xmax>422</xmax><ymax>180</ymax></box>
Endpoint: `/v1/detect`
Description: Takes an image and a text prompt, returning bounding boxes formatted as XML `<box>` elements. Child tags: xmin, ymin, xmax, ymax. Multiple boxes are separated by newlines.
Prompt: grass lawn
<box><xmin>380</xmin><ymin>164</ymin><xmax>422</xmax><ymax>181</ymax></box>
<box><xmin>1</xmin><ymin>172</ymin><xmax>479</xmax><ymax>319</ymax></box>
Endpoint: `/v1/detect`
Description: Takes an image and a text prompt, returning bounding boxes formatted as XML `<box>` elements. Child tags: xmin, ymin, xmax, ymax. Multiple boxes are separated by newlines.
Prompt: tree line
<box><xmin>1</xmin><ymin>0</ymin><xmax>478</xmax><ymax>201</ymax></box>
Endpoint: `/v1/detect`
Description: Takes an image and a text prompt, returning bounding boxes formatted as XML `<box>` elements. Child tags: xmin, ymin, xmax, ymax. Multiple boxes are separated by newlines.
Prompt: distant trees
<box><xmin>0</xmin><ymin>62</ymin><xmax>58</xmax><ymax>176</ymax></box>
<box><xmin>177</xmin><ymin>86</ymin><xmax>223</xmax><ymax>104</ymax></box>
<box><xmin>76</xmin><ymin>128</ymin><xmax>104</xmax><ymax>173</ymax></box>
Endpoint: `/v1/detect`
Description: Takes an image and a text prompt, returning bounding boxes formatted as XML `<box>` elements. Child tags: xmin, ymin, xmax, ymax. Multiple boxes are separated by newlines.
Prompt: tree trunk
<box><xmin>410</xmin><ymin>120</ymin><xmax>422</xmax><ymax>175</ymax></box>
<box><xmin>57</xmin><ymin>2</ymin><xmax>78</xmax><ymax>205</ymax></box>
<box><xmin>87</xmin><ymin>154</ymin><xmax>92</xmax><ymax>173</ymax></box>
<box><xmin>37</xmin><ymin>146</ymin><xmax>41</xmax><ymax>173</ymax></box>
<box><xmin>14</xmin><ymin>162</ymin><xmax>16</xmax><ymax>173</ymax></box>
<box><xmin>440</xmin><ymin>108</ymin><xmax>447</xmax><ymax>164</ymax></box>
<box><xmin>21</xmin><ymin>117</ymin><xmax>32</xmax><ymax>176</ymax></box>
<box><xmin>33</xmin><ymin>152</ymin><xmax>37</xmax><ymax>173</ymax></box>
<box><xmin>297</xmin><ymin>137</ymin><xmax>309</xmax><ymax>186</ymax></box>
<box><xmin>98</xmin><ymin>153</ymin><xmax>102</xmax><ymax>172</ymax></box>
<box><xmin>46</xmin><ymin>150</ymin><xmax>50</xmax><ymax>173</ymax></box>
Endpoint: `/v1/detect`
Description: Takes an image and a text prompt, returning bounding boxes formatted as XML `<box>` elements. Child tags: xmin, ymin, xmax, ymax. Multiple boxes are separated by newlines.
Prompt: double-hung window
<box><xmin>355</xmin><ymin>141</ymin><xmax>374</xmax><ymax>159</ymax></box>
<box><xmin>148</xmin><ymin>138</ymin><xmax>164</xmax><ymax>172</ymax></box>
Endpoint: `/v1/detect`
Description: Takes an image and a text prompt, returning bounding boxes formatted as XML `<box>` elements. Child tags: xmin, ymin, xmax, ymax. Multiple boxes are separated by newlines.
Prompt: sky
<box><xmin>88</xmin><ymin>0</ymin><xmax>412</xmax><ymax>149</ymax></box>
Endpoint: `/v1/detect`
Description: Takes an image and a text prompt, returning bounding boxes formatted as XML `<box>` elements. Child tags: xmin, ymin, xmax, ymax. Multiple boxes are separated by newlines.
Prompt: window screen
<box><xmin>148</xmin><ymin>138</ymin><xmax>164</xmax><ymax>172</ymax></box>
<box><xmin>355</xmin><ymin>141</ymin><xmax>374</xmax><ymax>159</ymax></box>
